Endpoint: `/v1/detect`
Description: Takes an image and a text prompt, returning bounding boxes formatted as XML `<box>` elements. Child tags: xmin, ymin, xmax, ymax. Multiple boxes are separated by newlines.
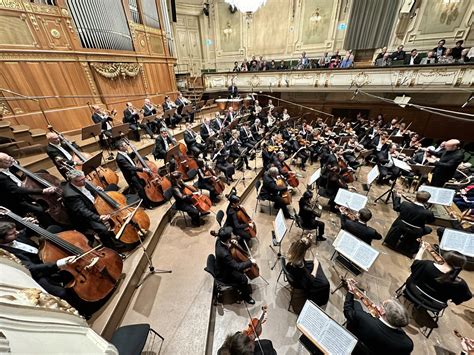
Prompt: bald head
<box><xmin>445</xmin><ymin>139</ymin><xmax>460</xmax><ymax>151</ymax></box>
<box><xmin>46</xmin><ymin>132</ymin><xmax>60</xmax><ymax>144</ymax></box>
<box><xmin>0</xmin><ymin>152</ymin><xmax>14</xmax><ymax>169</ymax></box>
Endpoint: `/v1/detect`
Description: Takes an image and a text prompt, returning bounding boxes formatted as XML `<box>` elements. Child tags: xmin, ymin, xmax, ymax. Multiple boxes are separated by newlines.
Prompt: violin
<box><xmin>126</xmin><ymin>139</ymin><xmax>172</xmax><ymax>203</ymax></box>
<box><xmin>229</xmin><ymin>241</ymin><xmax>259</xmax><ymax>279</ymax></box>
<box><xmin>454</xmin><ymin>329</ymin><xmax>474</xmax><ymax>354</ymax></box>
<box><xmin>12</xmin><ymin>162</ymin><xmax>70</xmax><ymax>226</ymax></box>
<box><xmin>337</xmin><ymin>156</ymin><xmax>355</xmax><ymax>183</ymax></box>
<box><xmin>165</xmin><ymin>142</ymin><xmax>199</xmax><ymax>181</ymax></box>
<box><xmin>181</xmin><ymin>183</ymin><xmax>212</xmax><ymax>213</ymax></box>
<box><xmin>243</xmin><ymin>305</ymin><xmax>268</xmax><ymax>341</ymax></box>
<box><xmin>338</xmin><ymin>206</ymin><xmax>359</xmax><ymax>221</ymax></box>
<box><xmin>0</xmin><ymin>207</ymin><xmax>123</xmax><ymax>303</ymax></box>
<box><xmin>344</xmin><ymin>278</ymin><xmax>382</xmax><ymax>318</ymax></box>
<box><xmin>48</xmin><ymin>126</ymin><xmax>119</xmax><ymax>189</ymax></box>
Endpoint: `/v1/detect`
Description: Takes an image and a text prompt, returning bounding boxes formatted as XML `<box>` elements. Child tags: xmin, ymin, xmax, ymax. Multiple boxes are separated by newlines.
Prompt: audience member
<box><xmin>451</xmin><ymin>40</ymin><xmax>464</xmax><ymax>60</ymax></box>
<box><xmin>390</xmin><ymin>45</ymin><xmax>406</xmax><ymax>61</ymax></box>
<box><xmin>433</xmin><ymin>38</ymin><xmax>447</xmax><ymax>59</ymax></box>
<box><xmin>404</xmin><ymin>49</ymin><xmax>421</xmax><ymax>65</ymax></box>
<box><xmin>420</xmin><ymin>51</ymin><xmax>436</xmax><ymax>65</ymax></box>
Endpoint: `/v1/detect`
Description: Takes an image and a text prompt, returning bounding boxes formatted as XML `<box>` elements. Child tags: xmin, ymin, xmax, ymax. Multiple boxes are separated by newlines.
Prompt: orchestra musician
<box><xmin>383</xmin><ymin>190</ymin><xmax>434</xmax><ymax>257</ymax></box>
<box><xmin>122</xmin><ymin>102</ymin><xmax>155</xmax><ymax>141</ymax></box>
<box><xmin>298</xmin><ymin>191</ymin><xmax>326</xmax><ymax>242</ymax></box>
<box><xmin>91</xmin><ymin>105</ymin><xmax>114</xmax><ymax>148</ymax></box>
<box><xmin>0</xmin><ymin>221</ymin><xmax>85</xmax><ymax>313</ymax></box>
<box><xmin>286</xmin><ymin>236</ymin><xmax>330</xmax><ymax>308</ymax></box>
<box><xmin>250</xmin><ymin>118</ymin><xmax>263</xmax><ymax>141</ymax></box>
<box><xmin>404</xmin><ymin>242</ymin><xmax>472</xmax><ymax>306</ymax></box>
<box><xmin>343</xmin><ymin>283</ymin><xmax>414</xmax><ymax>355</ymax></box>
<box><xmin>292</xmin><ymin>135</ymin><xmax>310</xmax><ymax>171</ymax></box>
<box><xmin>259</xmin><ymin>167</ymin><xmax>293</xmax><ymax>219</ymax></box>
<box><xmin>162</xmin><ymin>96</ymin><xmax>182</xmax><ymax>128</ymax></box>
<box><xmin>46</xmin><ymin>132</ymin><xmax>79</xmax><ymax>178</ymax></box>
<box><xmin>225</xmin><ymin>107</ymin><xmax>237</xmax><ymax>125</ymax></box>
<box><xmin>339</xmin><ymin>207</ymin><xmax>382</xmax><ymax>245</ymax></box>
<box><xmin>169</xmin><ymin>171</ymin><xmax>206</xmax><ymax>227</ymax></box>
<box><xmin>62</xmin><ymin>170</ymin><xmax>127</xmax><ymax>251</ymax></box>
<box><xmin>142</xmin><ymin>98</ymin><xmax>161</xmax><ymax>134</ymax></box>
<box><xmin>184</xmin><ymin>123</ymin><xmax>207</xmax><ymax>159</ymax></box>
<box><xmin>196</xmin><ymin>159</ymin><xmax>220</xmax><ymax>204</ymax></box>
<box><xmin>261</xmin><ymin>143</ymin><xmax>273</xmax><ymax>170</ymax></box>
<box><xmin>0</xmin><ymin>152</ymin><xmax>57</xmax><ymax>226</ymax></box>
<box><xmin>214</xmin><ymin>226</ymin><xmax>256</xmax><ymax>304</ymax></box>
<box><xmin>225</xmin><ymin>194</ymin><xmax>253</xmax><ymax>247</ymax></box>
<box><xmin>115</xmin><ymin>140</ymin><xmax>153</xmax><ymax>209</ymax></box>
<box><xmin>323</xmin><ymin>163</ymin><xmax>348</xmax><ymax>212</ymax></box>
<box><xmin>376</xmin><ymin>143</ymin><xmax>401</xmax><ymax>184</ymax></box>
<box><xmin>213</xmin><ymin>140</ymin><xmax>235</xmax><ymax>183</ymax></box>
<box><xmin>427</xmin><ymin>139</ymin><xmax>464</xmax><ymax>187</ymax></box>
<box><xmin>227</xmin><ymin>130</ymin><xmax>251</xmax><ymax>171</ymax></box>
<box><xmin>217</xmin><ymin>332</ymin><xmax>276</xmax><ymax>355</ymax></box>
<box><xmin>239</xmin><ymin>122</ymin><xmax>258</xmax><ymax>150</ymax></box>
<box><xmin>228</xmin><ymin>82</ymin><xmax>239</xmax><ymax>99</ymax></box>
<box><xmin>280</xmin><ymin>108</ymin><xmax>290</xmax><ymax>121</ymax></box>
<box><xmin>201</xmin><ymin>117</ymin><xmax>217</xmax><ymax>143</ymax></box>
<box><xmin>213</xmin><ymin>112</ymin><xmax>226</xmax><ymax>132</ymax></box>
<box><xmin>153</xmin><ymin>128</ymin><xmax>176</xmax><ymax>161</ymax></box>
<box><xmin>175</xmin><ymin>92</ymin><xmax>195</xmax><ymax>123</ymax></box>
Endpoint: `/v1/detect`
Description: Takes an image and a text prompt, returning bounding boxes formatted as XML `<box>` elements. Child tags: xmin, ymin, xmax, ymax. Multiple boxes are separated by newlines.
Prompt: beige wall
<box><xmin>175</xmin><ymin>0</ymin><xmax>473</xmax><ymax>73</ymax></box>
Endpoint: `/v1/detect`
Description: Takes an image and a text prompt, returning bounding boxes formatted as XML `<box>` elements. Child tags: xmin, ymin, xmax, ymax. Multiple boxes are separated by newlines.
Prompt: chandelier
<box><xmin>224</xmin><ymin>0</ymin><xmax>268</xmax><ymax>14</ymax></box>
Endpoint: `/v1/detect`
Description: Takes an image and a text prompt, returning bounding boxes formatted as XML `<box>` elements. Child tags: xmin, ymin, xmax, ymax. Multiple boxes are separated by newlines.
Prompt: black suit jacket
<box><xmin>344</xmin><ymin>293</ymin><xmax>413</xmax><ymax>355</ymax></box>
<box><xmin>260</xmin><ymin>173</ymin><xmax>286</xmax><ymax>200</ymax></box>
<box><xmin>340</xmin><ymin>214</ymin><xmax>382</xmax><ymax>245</ymax></box>
<box><xmin>0</xmin><ymin>170</ymin><xmax>43</xmax><ymax>211</ymax></box>
<box><xmin>0</xmin><ymin>231</ymin><xmax>59</xmax><ymax>279</ymax></box>
<box><xmin>46</xmin><ymin>143</ymin><xmax>76</xmax><ymax>174</ymax></box>
<box><xmin>431</xmin><ymin>148</ymin><xmax>464</xmax><ymax>186</ymax></box>
<box><xmin>200</xmin><ymin>123</ymin><xmax>214</xmax><ymax>141</ymax></box>
<box><xmin>184</xmin><ymin>129</ymin><xmax>198</xmax><ymax>147</ymax></box>
<box><xmin>62</xmin><ymin>182</ymin><xmax>101</xmax><ymax>227</ymax></box>
<box><xmin>214</xmin><ymin>239</ymin><xmax>252</xmax><ymax>282</ymax></box>
<box><xmin>116</xmin><ymin>151</ymin><xmax>144</xmax><ymax>183</ymax></box>
<box><xmin>153</xmin><ymin>135</ymin><xmax>174</xmax><ymax>158</ymax></box>
<box><xmin>393</xmin><ymin>197</ymin><xmax>434</xmax><ymax>228</ymax></box>
<box><xmin>228</xmin><ymin>85</ymin><xmax>239</xmax><ymax>98</ymax></box>
<box><xmin>92</xmin><ymin>112</ymin><xmax>110</xmax><ymax>131</ymax></box>
<box><xmin>142</xmin><ymin>104</ymin><xmax>156</xmax><ymax>117</ymax></box>
<box><xmin>212</xmin><ymin>118</ymin><xmax>224</xmax><ymax>132</ymax></box>
<box><xmin>404</xmin><ymin>55</ymin><xmax>422</xmax><ymax>65</ymax></box>
<box><xmin>390</xmin><ymin>50</ymin><xmax>406</xmax><ymax>61</ymax></box>
<box><xmin>123</xmin><ymin>108</ymin><xmax>139</xmax><ymax>126</ymax></box>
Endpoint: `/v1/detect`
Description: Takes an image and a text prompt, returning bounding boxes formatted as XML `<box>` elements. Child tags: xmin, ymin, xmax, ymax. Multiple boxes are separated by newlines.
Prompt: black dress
<box><xmin>285</xmin><ymin>261</ymin><xmax>330</xmax><ymax>306</ymax></box>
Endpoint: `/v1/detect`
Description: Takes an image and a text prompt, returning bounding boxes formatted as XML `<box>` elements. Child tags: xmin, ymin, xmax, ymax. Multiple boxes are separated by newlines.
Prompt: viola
<box><xmin>12</xmin><ymin>162</ymin><xmax>70</xmax><ymax>226</ymax></box>
<box><xmin>181</xmin><ymin>184</ymin><xmax>212</xmax><ymax>213</ymax></box>
<box><xmin>0</xmin><ymin>207</ymin><xmax>123</xmax><ymax>303</ymax></box>
<box><xmin>344</xmin><ymin>278</ymin><xmax>382</xmax><ymax>318</ymax></box>
<box><xmin>417</xmin><ymin>239</ymin><xmax>445</xmax><ymax>265</ymax></box>
<box><xmin>243</xmin><ymin>305</ymin><xmax>268</xmax><ymax>341</ymax></box>
<box><xmin>166</xmin><ymin>142</ymin><xmax>199</xmax><ymax>181</ymax></box>
<box><xmin>48</xmin><ymin>126</ymin><xmax>118</xmax><ymax>189</ymax></box>
<box><xmin>126</xmin><ymin>139</ymin><xmax>172</xmax><ymax>203</ymax></box>
<box><xmin>229</xmin><ymin>241</ymin><xmax>259</xmax><ymax>279</ymax></box>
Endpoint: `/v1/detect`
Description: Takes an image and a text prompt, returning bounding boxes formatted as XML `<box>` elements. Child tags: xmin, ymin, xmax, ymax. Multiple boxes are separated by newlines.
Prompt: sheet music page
<box><xmin>418</xmin><ymin>185</ymin><xmax>455</xmax><ymax>206</ymax></box>
<box><xmin>349</xmin><ymin>193</ymin><xmax>368</xmax><ymax>212</ymax></box>
<box><xmin>297</xmin><ymin>301</ymin><xmax>357</xmax><ymax>355</ymax></box>
<box><xmin>273</xmin><ymin>209</ymin><xmax>287</xmax><ymax>244</ymax></box>
<box><xmin>393</xmin><ymin>158</ymin><xmax>412</xmax><ymax>172</ymax></box>
<box><xmin>308</xmin><ymin>168</ymin><xmax>321</xmax><ymax>186</ymax></box>
<box><xmin>334</xmin><ymin>230</ymin><xmax>358</xmax><ymax>254</ymax></box>
<box><xmin>334</xmin><ymin>188</ymin><xmax>353</xmax><ymax>208</ymax></box>
<box><xmin>353</xmin><ymin>243</ymin><xmax>380</xmax><ymax>271</ymax></box>
<box><xmin>334</xmin><ymin>230</ymin><xmax>379</xmax><ymax>271</ymax></box>
<box><xmin>335</xmin><ymin>189</ymin><xmax>368</xmax><ymax>211</ymax></box>
<box><xmin>440</xmin><ymin>229</ymin><xmax>474</xmax><ymax>257</ymax></box>
<box><xmin>367</xmin><ymin>165</ymin><xmax>380</xmax><ymax>186</ymax></box>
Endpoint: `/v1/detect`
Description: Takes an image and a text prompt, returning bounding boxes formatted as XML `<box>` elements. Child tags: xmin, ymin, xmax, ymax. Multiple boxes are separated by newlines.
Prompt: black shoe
<box><xmin>244</xmin><ymin>296</ymin><xmax>255</xmax><ymax>305</ymax></box>
<box><xmin>316</xmin><ymin>235</ymin><xmax>327</xmax><ymax>242</ymax></box>
<box><xmin>200</xmin><ymin>211</ymin><xmax>211</xmax><ymax>216</ymax></box>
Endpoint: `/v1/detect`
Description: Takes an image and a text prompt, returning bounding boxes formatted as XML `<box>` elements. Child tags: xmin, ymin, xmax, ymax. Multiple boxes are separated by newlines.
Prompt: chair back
<box><xmin>110</xmin><ymin>324</ymin><xmax>150</xmax><ymax>355</ymax></box>
<box><xmin>281</xmin><ymin>257</ymin><xmax>301</xmax><ymax>289</ymax></box>
<box><xmin>204</xmin><ymin>254</ymin><xmax>217</xmax><ymax>278</ymax></box>
<box><xmin>216</xmin><ymin>210</ymin><xmax>225</xmax><ymax>226</ymax></box>
<box><xmin>405</xmin><ymin>282</ymin><xmax>448</xmax><ymax>312</ymax></box>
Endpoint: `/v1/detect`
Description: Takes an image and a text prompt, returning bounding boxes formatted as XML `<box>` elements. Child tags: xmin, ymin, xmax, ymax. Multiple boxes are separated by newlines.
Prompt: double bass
<box><xmin>48</xmin><ymin>127</ymin><xmax>118</xmax><ymax>189</ymax></box>
<box><xmin>125</xmin><ymin>139</ymin><xmax>172</xmax><ymax>204</ymax></box>
<box><xmin>12</xmin><ymin>162</ymin><xmax>70</xmax><ymax>226</ymax></box>
<box><xmin>165</xmin><ymin>142</ymin><xmax>199</xmax><ymax>181</ymax></box>
<box><xmin>0</xmin><ymin>207</ymin><xmax>123</xmax><ymax>303</ymax></box>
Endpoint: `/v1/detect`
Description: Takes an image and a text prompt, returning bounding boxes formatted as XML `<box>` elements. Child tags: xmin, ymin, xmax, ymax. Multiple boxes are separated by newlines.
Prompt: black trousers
<box><xmin>197</xmin><ymin>180</ymin><xmax>218</xmax><ymax>202</ymax></box>
<box><xmin>270</xmin><ymin>196</ymin><xmax>291</xmax><ymax>218</ymax></box>
<box><xmin>177</xmin><ymin>203</ymin><xmax>200</xmax><ymax>226</ymax></box>
<box><xmin>302</xmin><ymin>217</ymin><xmax>325</xmax><ymax>236</ymax></box>
<box><xmin>126</xmin><ymin>175</ymin><xmax>152</xmax><ymax>208</ymax></box>
<box><xmin>216</xmin><ymin>162</ymin><xmax>235</xmax><ymax>180</ymax></box>
<box><xmin>188</xmin><ymin>143</ymin><xmax>207</xmax><ymax>157</ymax></box>
<box><xmin>220</xmin><ymin>270</ymin><xmax>250</xmax><ymax>297</ymax></box>
<box><xmin>384</xmin><ymin>220</ymin><xmax>432</xmax><ymax>256</ymax></box>
<box><xmin>233</xmin><ymin>227</ymin><xmax>252</xmax><ymax>246</ymax></box>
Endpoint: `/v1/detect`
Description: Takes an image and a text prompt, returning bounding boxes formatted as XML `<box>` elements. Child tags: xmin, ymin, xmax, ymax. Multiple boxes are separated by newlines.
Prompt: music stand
<box><xmin>111</xmin><ymin>123</ymin><xmax>130</xmax><ymax>139</ymax></box>
<box><xmin>81</xmin><ymin>152</ymin><xmax>104</xmax><ymax>177</ymax></box>
<box><xmin>374</xmin><ymin>176</ymin><xmax>398</xmax><ymax>204</ymax></box>
<box><xmin>141</xmin><ymin>114</ymin><xmax>157</xmax><ymax>125</ymax></box>
<box><xmin>390</xmin><ymin>136</ymin><xmax>403</xmax><ymax>144</ymax></box>
<box><xmin>81</xmin><ymin>123</ymin><xmax>102</xmax><ymax>141</ymax></box>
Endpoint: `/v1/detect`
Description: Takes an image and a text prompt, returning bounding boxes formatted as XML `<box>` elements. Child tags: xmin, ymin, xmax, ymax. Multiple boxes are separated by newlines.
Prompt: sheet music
<box><xmin>297</xmin><ymin>301</ymin><xmax>357</xmax><ymax>355</ymax></box>
<box><xmin>308</xmin><ymin>168</ymin><xmax>321</xmax><ymax>186</ymax></box>
<box><xmin>393</xmin><ymin>158</ymin><xmax>412</xmax><ymax>172</ymax></box>
<box><xmin>273</xmin><ymin>209</ymin><xmax>287</xmax><ymax>243</ymax></box>
<box><xmin>418</xmin><ymin>185</ymin><xmax>455</xmax><ymax>206</ymax></box>
<box><xmin>333</xmin><ymin>230</ymin><xmax>380</xmax><ymax>271</ymax></box>
<box><xmin>440</xmin><ymin>229</ymin><xmax>474</xmax><ymax>257</ymax></box>
<box><xmin>334</xmin><ymin>189</ymin><xmax>368</xmax><ymax>211</ymax></box>
<box><xmin>367</xmin><ymin>165</ymin><xmax>380</xmax><ymax>186</ymax></box>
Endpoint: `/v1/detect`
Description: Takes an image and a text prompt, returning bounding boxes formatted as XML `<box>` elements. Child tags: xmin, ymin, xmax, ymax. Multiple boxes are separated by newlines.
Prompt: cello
<box><xmin>229</xmin><ymin>241</ymin><xmax>260</xmax><ymax>280</ymax></box>
<box><xmin>180</xmin><ymin>183</ymin><xmax>213</xmax><ymax>213</ymax></box>
<box><xmin>276</xmin><ymin>176</ymin><xmax>292</xmax><ymax>205</ymax></box>
<box><xmin>0</xmin><ymin>207</ymin><xmax>123</xmax><ymax>303</ymax></box>
<box><xmin>280</xmin><ymin>161</ymin><xmax>299</xmax><ymax>188</ymax></box>
<box><xmin>12</xmin><ymin>162</ymin><xmax>70</xmax><ymax>226</ymax></box>
<box><xmin>204</xmin><ymin>166</ymin><xmax>226</xmax><ymax>195</ymax></box>
<box><xmin>48</xmin><ymin>126</ymin><xmax>118</xmax><ymax>189</ymax></box>
<box><xmin>226</xmin><ymin>188</ymin><xmax>257</xmax><ymax>238</ymax></box>
<box><xmin>166</xmin><ymin>142</ymin><xmax>199</xmax><ymax>181</ymax></box>
<box><xmin>125</xmin><ymin>139</ymin><xmax>172</xmax><ymax>204</ymax></box>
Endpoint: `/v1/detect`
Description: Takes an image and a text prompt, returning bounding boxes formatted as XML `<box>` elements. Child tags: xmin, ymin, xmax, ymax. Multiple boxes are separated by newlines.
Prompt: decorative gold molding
<box><xmin>90</xmin><ymin>62</ymin><xmax>141</xmax><ymax>80</ymax></box>
<box><xmin>79</xmin><ymin>62</ymin><xmax>100</xmax><ymax>103</ymax></box>
<box><xmin>0</xmin><ymin>0</ymin><xmax>22</xmax><ymax>10</ymax></box>
<box><xmin>0</xmin><ymin>249</ymin><xmax>23</xmax><ymax>265</ymax></box>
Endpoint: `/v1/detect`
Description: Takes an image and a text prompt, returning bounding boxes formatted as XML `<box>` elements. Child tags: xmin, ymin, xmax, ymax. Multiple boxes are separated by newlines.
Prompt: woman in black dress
<box><xmin>285</xmin><ymin>235</ymin><xmax>330</xmax><ymax>307</ymax></box>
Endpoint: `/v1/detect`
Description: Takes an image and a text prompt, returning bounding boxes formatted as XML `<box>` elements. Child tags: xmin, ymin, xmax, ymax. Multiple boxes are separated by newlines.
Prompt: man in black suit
<box><xmin>163</xmin><ymin>96</ymin><xmax>182</xmax><ymax>128</ymax></box>
<box><xmin>433</xmin><ymin>38</ymin><xmax>447</xmax><ymax>60</ymax></box>
<box><xmin>224</xmin><ymin>194</ymin><xmax>253</xmax><ymax>247</ymax></box>
<box><xmin>200</xmin><ymin>117</ymin><xmax>216</xmax><ymax>143</ymax></box>
<box><xmin>0</xmin><ymin>152</ymin><xmax>57</xmax><ymax>225</ymax></box>
<box><xmin>404</xmin><ymin>49</ymin><xmax>422</xmax><ymax>65</ymax></box>
<box><xmin>184</xmin><ymin>123</ymin><xmax>206</xmax><ymax>158</ymax></box>
<box><xmin>259</xmin><ymin>167</ymin><xmax>293</xmax><ymax>219</ymax></box>
<box><xmin>390</xmin><ymin>44</ymin><xmax>406</xmax><ymax>61</ymax></box>
<box><xmin>429</xmin><ymin>139</ymin><xmax>464</xmax><ymax>187</ymax></box>
<box><xmin>212</xmin><ymin>113</ymin><xmax>226</xmax><ymax>132</ymax></box>
<box><xmin>123</xmin><ymin>102</ymin><xmax>154</xmax><ymax>141</ymax></box>
<box><xmin>340</xmin><ymin>207</ymin><xmax>382</xmax><ymax>245</ymax></box>
<box><xmin>62</xmin><ymin>170</ymin><xmax>127</xmax><ymax>251</ymax></box>
<box><xmin>116</xmin><ymin>140</ymin><xmax>152</xmax><ymax>209</ymax></box>
<box><xmin>239</xmin><ymin>122</ymin><xmax>257</xmax><ymax>150</ymax></box>
<box><xmin>376</xmin><ymin>143</ymin><xmax>401</xmax><ymax>184</ymax></box>
<box><xmin>344</xmin><ymin>280</ymin><xmax>413</xmax><ymax>355</ymax></box>
<box><xmin>228</xmin><ymin>83</ymin><xmax>239</xmax><ymax>98</ymax></box>
<box><xmin>152</xmin><ymin>128</ymin><xmax>176</xmax><ymax>160</ymax></box>
<box><xmin>384</xmin><ymin>190</ymin><xmax>434</xmax><ymax>257</ymax></box>
<box><xmin>175</xmin><ymin>92</ymin><xmax>195</xmax><ymax>123</ymax></box>
<box><xmin>214</xmin><ymin>226</ymin><xmax>255</xmax><ymax>304</ymax></box>
<box><xmin>142</xmin><ymin>98</ymin><xmax>162</xmax><ymax>134</ymax></box>
<box><xmin>46</xmin><ymin>132</ymin><xmax>79</xmax><ymax>178</ymax></box>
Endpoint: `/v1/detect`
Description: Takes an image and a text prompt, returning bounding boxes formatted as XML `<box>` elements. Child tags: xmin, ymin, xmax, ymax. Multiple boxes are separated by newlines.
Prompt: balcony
<box><xmin>203</xmin><ymin>64</ymin><xmax>473</xmax><ymax>93</ymax></box>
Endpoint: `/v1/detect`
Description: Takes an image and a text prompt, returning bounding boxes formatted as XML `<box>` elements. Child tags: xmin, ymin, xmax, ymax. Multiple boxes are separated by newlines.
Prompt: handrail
<box><xmin>255</xmin><ymin>94</ymin><xmax>333</xmax><ymax>118</ymax></box>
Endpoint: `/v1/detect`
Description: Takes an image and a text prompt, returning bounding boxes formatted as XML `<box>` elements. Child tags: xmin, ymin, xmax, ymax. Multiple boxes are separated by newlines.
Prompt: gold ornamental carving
<box><xmin>351</xmin><ymin>72</ymin><xmax>371</xmax><ymax>88</ymax></box>
<box><xmin>50</xmin><ymin>28</ymin><xmax>61</xmax><ymax>39</ymax></box>
<box><xmin>0</xmin><ymin>0</ymin><xmax>22</xmax><ymax>10</ymax></box>
<box><xmin>0</xmin><ymin>249</ymin><xmax>23</xmax><ymax>265</ymax></box>
<box><xmin>91</xmin><ymin>62</ymin><xmax>142</xmax><ymax>80</ymax></box>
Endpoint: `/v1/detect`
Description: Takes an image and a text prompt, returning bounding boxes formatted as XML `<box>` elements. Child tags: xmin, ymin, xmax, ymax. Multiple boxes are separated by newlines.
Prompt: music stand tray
<box><xmin>81</xmin><ymin>123</ymin><xmax>102</xmax><ymax>141</ymax></box>
<box><xmin>182</xmin><ymin>104</ymin><xmax>193</xmax><ymax>115</ymax></box>
<box><xmin>164</xmin><ymin>143</ymin><xmax>182</xmax><ymax>163</ymax></box>
<box><xmin>163</xmin><ymin>109</ymin><xmax>176</xmax><ymax>119</ymax></box>
<box><xmin>82</xmin><ymin>152</ymin><xmax>104</xmax><ymax>176</ymax></box>
<box><xmin>111</xmin><ymin>123</ymin><xmax>130</xmax><ymax>139</ymax></box>
<box><xmin>141</xmin><ymin>114</ymin><xmax>157</xmax><ymax>124</ymax></box>
<box><xmin>409</xmin><ymin>164</ymin><xmax>434</xmax><ymax>177</ymax></box>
